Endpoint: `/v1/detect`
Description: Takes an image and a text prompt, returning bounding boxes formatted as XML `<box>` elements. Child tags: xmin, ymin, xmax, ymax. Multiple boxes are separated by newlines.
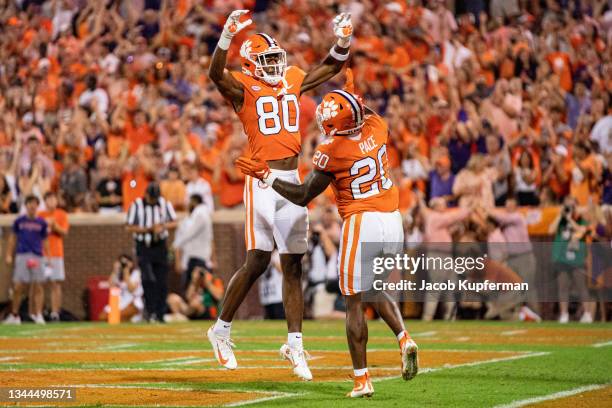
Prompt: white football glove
<box><xmin>333</xmin><ymin>13</ymin><xmax>353</xmax><ymax>48</ymax></box>
<box><xmin>218</xmin><ymin>9</ymin><xmax>253</xmax><ymax>50</ymax></box>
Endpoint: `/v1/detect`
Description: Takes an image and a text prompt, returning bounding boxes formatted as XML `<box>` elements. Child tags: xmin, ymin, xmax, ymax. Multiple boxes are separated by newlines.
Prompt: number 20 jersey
<box><xmin>312</xmin><ymin>114</ymin><xmax>399</xmax><ymax>220</ymax></box>
<box><xmin>231</xmin><ymin>66</ymin><xmax>306</xmax><ymax>161</ymax></box>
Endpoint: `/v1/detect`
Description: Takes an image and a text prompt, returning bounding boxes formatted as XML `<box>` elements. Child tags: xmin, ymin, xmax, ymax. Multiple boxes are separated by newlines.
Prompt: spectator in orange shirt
<box><xmin>38</xmin><ymin>192</ymin><xmax>69</xmax><ymax>322</ymax></box>
<box><xmin>160</xmin><ymin>167</ymin><xmax>187</xmax><ymax>212</ymax></box>
<box><xmin>546</xmin><ymin>40</ymin><xmax>573</xmax><ymax>93</ymax></box>
<box><xmin>126</xmin><ymin>110</ymin><xmax>155</xmax><ymax>155</ymax></box>
<box><xmin>214</xmin><ymin>146</ymin><xmax>245</xmax><ymax>209</ymax></box>
<box><xmin>570</xmin><ymin>142</ymin><xmax>602</xmax><ymax>206</ymax></box>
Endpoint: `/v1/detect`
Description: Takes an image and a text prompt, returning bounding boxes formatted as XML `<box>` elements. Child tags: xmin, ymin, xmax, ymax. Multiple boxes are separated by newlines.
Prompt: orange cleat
<box><xmin>347</xmin><ymin>372</ymin><xmax>374</xmax><ymax>398</ymax></box>
<box><xmin>399</xmin><ymin>332</ymin><xmax>419</xmax><ymax>381</ymax></box>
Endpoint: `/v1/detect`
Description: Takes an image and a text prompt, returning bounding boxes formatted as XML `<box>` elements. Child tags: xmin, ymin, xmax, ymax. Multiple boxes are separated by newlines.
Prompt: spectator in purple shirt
<box><xmin>3</xmin><ymin>195</ymin><xmax>49</xmax><ymax>325</ymax></box>
<box><xmin>428</xmin><ymin>155</ymin><xmax>455</xmax><ymax>205</ymax></box>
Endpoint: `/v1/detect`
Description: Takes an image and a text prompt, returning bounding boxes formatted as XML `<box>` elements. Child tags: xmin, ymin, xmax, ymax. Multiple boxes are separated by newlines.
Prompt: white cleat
<box><xmin>400</xmin><ymin>336</ymin><xmax>419</xmax><ymax>381</ymax></box>
<box><xmin>207</xmin><ymin>327</ymin><xmax>237</xmax><ymax>370</ymax></box>
<box><xmin>280</xmin><ymin>343</ymin><xmax>313</xmax><ymax>381</ymax></box>
<box><xmin>347</xmin><ymin>373</ymin><xmax>374</xmax><ymax>398</ymax></box>
<box><xmin>2</xmin><ymin>314</ymin><xmax>21</xmax><ymax>325</ymax></box>
<box><xmin>30</xmin><ymin>314</ymin><xmax>45</xmax><ymax>325</ymax></box>
<box><xmin>579</xmin><ymin>312</ymin><xmax>593</xmax><ymax>323</ymax></box>
<box><xmin>559</xmin><ymin>313</ymin><xmax>569</xmax><ymax>324</ymax></box>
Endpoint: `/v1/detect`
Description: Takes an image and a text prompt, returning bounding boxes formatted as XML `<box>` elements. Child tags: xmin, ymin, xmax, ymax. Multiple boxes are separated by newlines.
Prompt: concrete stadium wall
<box><xmin>0</xmin><ymin>211</ymin><xmax>262</xmax><ymax>320</ymax></box>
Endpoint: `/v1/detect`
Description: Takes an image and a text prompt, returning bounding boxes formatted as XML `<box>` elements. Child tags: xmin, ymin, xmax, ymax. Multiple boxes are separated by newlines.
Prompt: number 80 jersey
<box><xmin>231</xmin><ymin>66</ymin><xmax>306</xmax><ymax>161</ymax></box>
<box><xmin>312</xmin><ymin>115</ymin><xmax>399</xmax><ymax>220</ymax></box>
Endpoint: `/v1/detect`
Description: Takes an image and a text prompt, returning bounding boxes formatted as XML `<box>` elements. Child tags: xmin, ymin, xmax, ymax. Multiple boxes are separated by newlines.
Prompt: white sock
<box><xmin>288</xmin><ymin>332</ymin><xmax>303</xmax><ymax>348</ymax></box>
<box><xmin>397</xmin><ymin>330</ymin><xmax>408</xmax><ymax>341</ymax></box>
<box><xmin>354</xmin><ymin>368</ymin><xmax>368</xmax><ymax>377</ymax></box>
<box><xmin>213</xmin><ymin>319</ymin><xmax>232</xmax><ymax>337</ymax></box>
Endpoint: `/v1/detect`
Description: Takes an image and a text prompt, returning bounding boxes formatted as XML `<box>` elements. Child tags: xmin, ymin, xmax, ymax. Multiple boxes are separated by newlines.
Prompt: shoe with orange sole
<box><xmin>207</xmin><ymin>327</ymin><xmax>237</xmax><ymax>370</ymax></box>
<box><xmin>399</xmin><ymin>333</ymin><xmax>419</xmax><ymax>380</ymax></box>
<box><xmin>347</xmin><ymin>372</ymin><xmax>374</xmax><ymax>398</ymax></box>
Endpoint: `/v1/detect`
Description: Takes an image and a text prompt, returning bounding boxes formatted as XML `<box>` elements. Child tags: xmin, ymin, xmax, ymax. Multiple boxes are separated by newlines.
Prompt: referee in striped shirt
<box><xmin>126</xmin><ymin>183</ymin><xmax>177</xmax><ymax>322</ymax></box>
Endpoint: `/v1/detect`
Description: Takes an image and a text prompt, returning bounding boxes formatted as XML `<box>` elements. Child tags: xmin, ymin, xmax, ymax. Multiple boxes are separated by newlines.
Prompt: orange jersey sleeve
<box><xmin>312</xmin><ymin>115</ymin><xmax>399</xmax><ymax>219</ymax></box>
<box><xmin>231</xmin><ymin>66</ymin><xmax>306</xmax><ymax>161</ymax></box>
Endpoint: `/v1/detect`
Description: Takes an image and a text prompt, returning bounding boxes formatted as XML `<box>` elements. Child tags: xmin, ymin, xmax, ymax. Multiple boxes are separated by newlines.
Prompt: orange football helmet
<box><xmin>239</xmin><ymin>33</ymin><xmax>286</xmax><ymax>86</ymax></box>
<box><xmin>316</xmin><ymin>89</ymin><xmax>365</xmax><ymax>136</ymax></box>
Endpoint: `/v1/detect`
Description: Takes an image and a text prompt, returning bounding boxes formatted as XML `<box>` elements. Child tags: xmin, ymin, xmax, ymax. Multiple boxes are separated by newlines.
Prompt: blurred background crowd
<box><xmin>0</xmin><ymin>0</ymin><xmax>611</xmax><ymax>322</ymax></box>
<box><xmin>0</xmin><ymin>0</ymin><xmax>609</xmax><ymax>215</ymax></box>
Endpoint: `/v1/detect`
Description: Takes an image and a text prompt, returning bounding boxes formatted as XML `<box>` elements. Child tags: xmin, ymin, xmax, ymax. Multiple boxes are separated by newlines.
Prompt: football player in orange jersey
<box><xmin>236</xmin><ymin>73</ymin><xmax>419</xmax><ymax>397</ymax></box>
<box><xmin>207</xmin><ymin>10</ymin><xmax>353</xmax><ymax>380</ymax></box>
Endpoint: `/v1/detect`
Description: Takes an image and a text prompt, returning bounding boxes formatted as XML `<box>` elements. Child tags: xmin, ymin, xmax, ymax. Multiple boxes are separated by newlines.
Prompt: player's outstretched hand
<box><xmin>220</xmin><ymin>10</ymin><xmax>252</xmax><ymax>44</ymax></box>
<box><xmin>235</xmin><ymin>156</ymin><xmax>271</xmax><ymax>181</ymax></box>
<box><xmin>333</xmin><ymin>12</ymin><xmax>353</xmax><ymax>47</ymax></box>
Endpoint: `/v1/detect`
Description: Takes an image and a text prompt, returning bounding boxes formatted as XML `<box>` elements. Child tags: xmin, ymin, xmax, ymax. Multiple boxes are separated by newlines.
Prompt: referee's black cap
<box><xmin>146</xmin><ymin>182</ymin><xmax>161</xmax><ymax>199</ymax></box>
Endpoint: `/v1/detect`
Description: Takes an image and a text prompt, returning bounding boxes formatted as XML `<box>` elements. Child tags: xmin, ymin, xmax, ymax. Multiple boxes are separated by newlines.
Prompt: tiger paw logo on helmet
<box><xmin>320</xmin><ymin>99</ymin><xmax>339</xmax><ymax>121</ymax></box>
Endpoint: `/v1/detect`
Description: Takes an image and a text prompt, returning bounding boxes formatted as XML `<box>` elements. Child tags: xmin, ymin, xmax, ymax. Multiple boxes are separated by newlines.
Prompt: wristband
<box><xmin>217</xmin><ymin>34</ymin><xmax>232</xmax><ymax>51</ymax></box>
<box><xmin>264</xmin><ymin>172</ymin><xmax>278</xmax><ymax>187</ymax></box>
<box><xmin>330</xmin><ymin>45</ymin><xmax>350</xmax><ymax>61</ymax></box>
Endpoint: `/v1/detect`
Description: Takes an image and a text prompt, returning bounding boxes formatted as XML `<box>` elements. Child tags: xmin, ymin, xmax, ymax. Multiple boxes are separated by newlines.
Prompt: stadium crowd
<box><xmin>0</xmin><ymin>0</ymin><xmax>609</xmax><ymax>215</ymax></box>
<box><xmin>0</xmin><ymin>0</ymin><xmax>611</xmax><ymax>322</ymax></box>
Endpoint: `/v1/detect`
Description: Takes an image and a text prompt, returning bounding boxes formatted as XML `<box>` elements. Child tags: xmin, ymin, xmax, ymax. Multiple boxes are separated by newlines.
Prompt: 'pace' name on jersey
<box><xmin>359</xmin><ymin>135</ymin><xmax>378</xmax><ymax>155</ymax></box>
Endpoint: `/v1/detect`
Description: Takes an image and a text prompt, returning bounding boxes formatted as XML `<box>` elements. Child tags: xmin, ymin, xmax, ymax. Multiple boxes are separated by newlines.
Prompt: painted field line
<box><xmin>0</xmin><ymin>356</ymin><xmax>21</xmax><ymax>362</ymax></box>
<box><xmin>49</xmin><ymin>383</ymin><xmax>303</xmax><ymax>408</ymax></box>
<box><xmin>222</xmin><ymin>390</ymin><xmax>305</xmax><ymax>407</ymax></box>
<box><xmin>412</xmin><ymin>330</ymin><xmax>437</xmax><ymax>338</ymax></box>
<box><xmin>144</xmin><ymin>356</ymin><xmax>200</xmax><ymax>364</ymax></box>
<box><xmin>162</xmin><ymin>358</ymin><xmax>215</xmax><ymax>366</ymax></box>
<box><xmin>493</xmin><ymin>383</ymin><xmax>609</xmax><ymax>408</ymax></box>
<box><xmin>375</xmin><ymin>351</ymin><xmax>550</xmax><ymax>383</ymax></box>
<box><xmin>591</xmin><ymin>340</ymin><xmax>612</xmax><ymax>348</ymax></box>
<box><xmin>96</xmin><ymin>343</ymin><xmax>139</xmax><ymax>350</ymax></box>
<box><xmin>500</xmin><ymin>330</ymin><xmax>527</xmax><ymax>336</ymax></box>
<box><xmin>0</xmin><ymin>365</ymin><xmax>384</xmax><ymax>371</ymax></box>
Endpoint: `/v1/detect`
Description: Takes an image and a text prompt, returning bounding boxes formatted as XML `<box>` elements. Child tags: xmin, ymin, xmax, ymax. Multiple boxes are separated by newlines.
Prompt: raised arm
<box><xmin>235</xmin><ymin>157</ymin><xmax>333</xmax><ymax>207</ymax></box>
<box><xmin>300</xmin><ymin>13</ymin><xmax>353</xmax><ymax>93</ymax></box>
<box><xmin>208</xmin><ymin>10</ymin><xmax>251</xmax><ymax>111</ymax></box>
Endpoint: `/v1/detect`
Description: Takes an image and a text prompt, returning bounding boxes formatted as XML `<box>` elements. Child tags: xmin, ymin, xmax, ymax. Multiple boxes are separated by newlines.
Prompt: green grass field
<box><xmin>0</xmin><ymin>320</ymin><xmax>610</xmax><ymax>407</ymax></box>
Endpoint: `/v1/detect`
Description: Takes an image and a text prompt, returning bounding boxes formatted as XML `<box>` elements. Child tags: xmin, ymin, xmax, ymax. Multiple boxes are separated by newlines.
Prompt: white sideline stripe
<box><xmin>412</xmin><ymin>331</ymin><xmax>437</xmax><ymax>337</ymax></box>
<box><xmin>0</xmin><ymin>356</ymin><xmax>21</xmax><ymax>362</ymax></box>
<box><xmin>501</xmin><ymin>330</ymin><xmax>527</xmax><ymax>336</ymax></box>
<box><xmin>223</xmin><ymin>391</ymin><xmax>305</xmax><ymax>407</ymax></box>
<box><xmin>591</xmin><ymin>340</ymin><xmax>612</xmax><ymax>348</ymax></box>
<box><xmin>0</xmin><ymin>348</ymin><xmax>520</xmax><ymax>358</ymax></box>
<box><xmin>163</xmin><ymin>358</ymin><xmax>214</xmax><ymax>366</ymax></box>
<box><xmin>493</xmin><ymin>383</ymin><xmax>609</xmax><ymax>408</ymax></box>
<box><xmin>51</xmin><ymin>382</ymin><xmax>306</xmax><ymax>407</ymax></box>
<box><xmin>375</xmin><ymin>351</ymin><xmax>550</xmax><ymax>383</ymax></box>
<box><xmin>47</xmin><ymin>383</ymin><xmax>303</xmax><ymax>408</ymax></box>
<box><xmin>144</xmin><ymin>356</ymin><xmax>199</xmax><ymax>364</ymax></box>
<box><xmin>0</xmin><ymin>352</ymin><xmax>548</xmax><ymax>374</ymax></box>
<box><xmin>96</xmin><ymin>343</ymin><xmax>139</xmax><ymax>350</ymax></box>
